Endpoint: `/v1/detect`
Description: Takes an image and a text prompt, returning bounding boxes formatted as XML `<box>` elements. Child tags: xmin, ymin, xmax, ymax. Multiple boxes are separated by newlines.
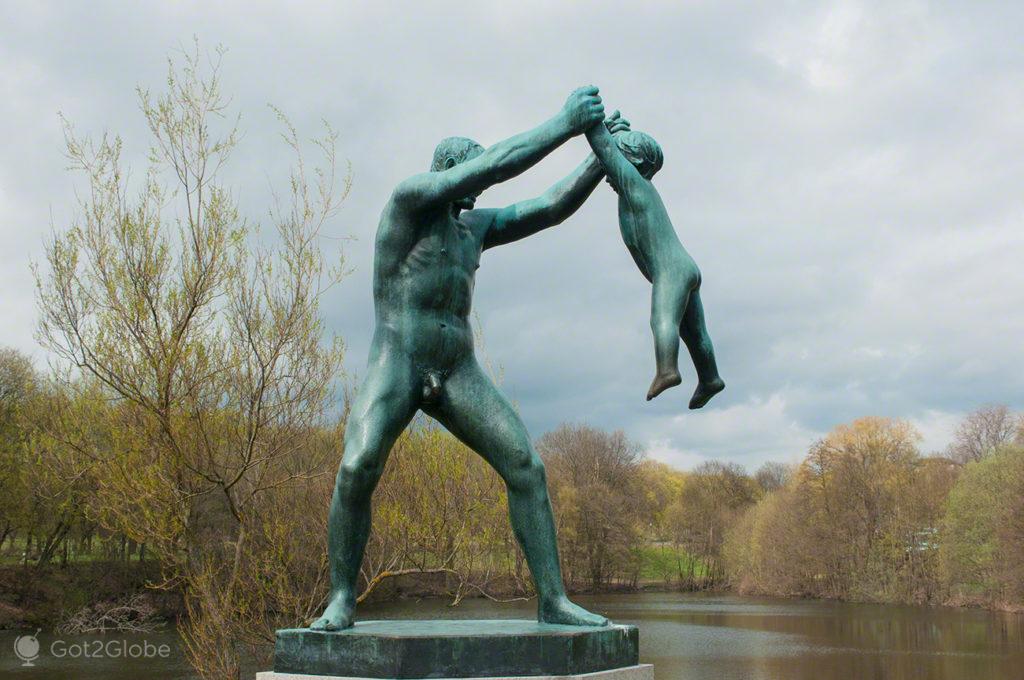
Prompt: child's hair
<box><xmin>615</xmin><ymin>130</ymin><xmax>663</xmax><ymax>179</ymax></box>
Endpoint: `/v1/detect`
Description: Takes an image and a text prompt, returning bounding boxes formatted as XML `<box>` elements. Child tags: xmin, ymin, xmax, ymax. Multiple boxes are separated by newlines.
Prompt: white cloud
<box><xmin>908</xmin><ymin>409</ymin><xmax>961</xmax><ymax>457</ymax></box>
<box><xmin>640</xmin><ymin>392</ymin><xmax>822</xmax><ymax>470</ymax></box>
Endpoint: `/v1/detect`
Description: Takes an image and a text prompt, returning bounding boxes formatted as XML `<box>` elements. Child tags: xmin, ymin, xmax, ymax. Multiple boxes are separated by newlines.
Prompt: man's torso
<box><xmin>371</xmin><ymin>200</ymin><xmax>489</xmax><ymax>370</ymax></box>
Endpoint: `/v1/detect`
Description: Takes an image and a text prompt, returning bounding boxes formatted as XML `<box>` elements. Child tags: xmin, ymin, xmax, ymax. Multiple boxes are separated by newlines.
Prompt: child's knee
<box><xmin>683</xmin><ymin>266</ymin><xmax>701</xmax><ymax>291</ymax></box>
<box><xmin>651</xmin><ymin>313</ymin><xmax>681</xmax><ymax>341</ymax></box>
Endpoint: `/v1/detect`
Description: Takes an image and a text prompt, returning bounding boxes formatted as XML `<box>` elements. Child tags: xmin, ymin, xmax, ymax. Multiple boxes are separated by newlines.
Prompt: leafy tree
<box><xmin>941</xmin><ymin>446</ymin><xmax>1024</xmax><ymax>605</ymax></box>
<box><xmin>0</xmin><ymin>348</ymin><xmax>35</xmax><ymax>548</ymax></box>
<box><xmin>724</xmin><ymin>417</ymin><xmax>955</xmax><ymax>603</ymax></box>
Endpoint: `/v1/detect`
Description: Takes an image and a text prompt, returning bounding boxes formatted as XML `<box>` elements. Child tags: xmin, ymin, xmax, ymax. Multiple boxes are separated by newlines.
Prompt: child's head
<box><xmin>615</xmin><ymin>130</ymin><xmax>663</xmax><ymax>179</ymax></box>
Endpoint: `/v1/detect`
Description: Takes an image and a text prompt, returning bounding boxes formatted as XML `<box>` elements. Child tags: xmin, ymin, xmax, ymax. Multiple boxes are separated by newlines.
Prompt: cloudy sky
<box><xmin>2</xmin><ymin>1</ymin><xmax>1022</xmax><ymax>470</ymax></box>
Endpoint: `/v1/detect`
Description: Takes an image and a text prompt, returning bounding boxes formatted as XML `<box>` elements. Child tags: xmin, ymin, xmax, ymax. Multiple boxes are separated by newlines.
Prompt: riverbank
<box><xmin>0</xmin><ymin>561</ymin><xmax>178</xmax><ymax>630</ymax></box>
<box><xmin>3</xmin><ymin>559</ymin><xmax>1021</xmax><ymax>633</ymax></box>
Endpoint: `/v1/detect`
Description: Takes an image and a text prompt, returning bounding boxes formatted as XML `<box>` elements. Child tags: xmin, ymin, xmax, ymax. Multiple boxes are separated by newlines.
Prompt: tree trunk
<box><xmin>36</xmin><ymin>520</ymin><xmax>71</xmax><ymax>568</ymax></box>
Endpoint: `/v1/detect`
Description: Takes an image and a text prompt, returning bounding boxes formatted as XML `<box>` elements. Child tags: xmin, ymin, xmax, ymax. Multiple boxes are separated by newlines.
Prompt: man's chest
<box><xmin>406</xmin><ymin>220</ymin><xmax>482</xmax><ymax>273</ymax></box>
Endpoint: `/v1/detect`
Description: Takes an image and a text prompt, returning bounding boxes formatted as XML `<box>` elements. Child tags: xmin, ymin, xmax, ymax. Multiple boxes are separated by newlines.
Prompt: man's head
<box><xmin>615</xmin><ymin>130</ymin><xmax>663</xmax><ymax>180</ymax></box>
<box><xmin>431</xmin><ymin>136</ymin><xmax>485</xmax><ymax>210</ymax></box>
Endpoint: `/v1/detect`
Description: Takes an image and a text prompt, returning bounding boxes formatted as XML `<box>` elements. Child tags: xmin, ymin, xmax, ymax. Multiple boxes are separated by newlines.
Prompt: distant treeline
<box><xmin>5</xmin><ymin>340</ymin><xmax>1023</xmax><ymax>619</ymax></box>
<box><xmin>725</xmin><ymin>407</ymin><xmax>1024</xmax><ymax>610</ymax></box>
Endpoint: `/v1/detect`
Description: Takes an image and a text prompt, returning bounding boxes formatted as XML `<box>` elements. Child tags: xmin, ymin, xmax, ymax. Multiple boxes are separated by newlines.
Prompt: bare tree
<box><xmin>754</xmin><ymin>461</ymin><xmax>790</xmax><ymax>493</ymax></box>
<box><xmin>669</xmin><ymin>460</ymin><xmax>758</xmax><ymax>587</ymax></box>
<box><xmin>538</xmin><ymin>424</ymin><xmax>646</xmax><ymax>590</ymax></box>
<box><xmin>947</xmin><ymin>405</ymin><xmax>1020</xmax><ymax>464</ymax></box>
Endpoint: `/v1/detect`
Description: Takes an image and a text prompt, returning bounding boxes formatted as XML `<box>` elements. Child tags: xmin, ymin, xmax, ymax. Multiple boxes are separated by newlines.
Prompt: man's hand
<box><xmin>605</xmin><ymin>110</ymin><xmax>631</xmax><ymax>135</ymax></box>
<box><xmin>560</xmin><ymin>86</ymin><xmax>605</xmax><ymax>135</ymax></box>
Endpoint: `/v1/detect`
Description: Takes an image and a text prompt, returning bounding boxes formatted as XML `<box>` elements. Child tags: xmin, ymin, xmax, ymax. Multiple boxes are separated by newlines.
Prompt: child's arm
<box><xmin>584</xmin><ymin>119</ymin><xmax>644</xmax><ymax>195</ymax></box>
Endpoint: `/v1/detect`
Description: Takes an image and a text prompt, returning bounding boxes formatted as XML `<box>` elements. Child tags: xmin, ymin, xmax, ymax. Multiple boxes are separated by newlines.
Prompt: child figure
<box><xmin>586</xmin><ymin>112</ymin><xmax>725</xmax><ymax>407</ymax></box>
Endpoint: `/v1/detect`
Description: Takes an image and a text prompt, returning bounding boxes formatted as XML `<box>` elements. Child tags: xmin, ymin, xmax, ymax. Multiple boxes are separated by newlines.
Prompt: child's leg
<box><xmin>680</xmin><ymin>289</ymin><xmax>725</xmax><ymax>409</ymax></box>
<box><xmin>647</xmin><ymin>278</ymin><xmax>688</xmax><ymax>401</ymax></box>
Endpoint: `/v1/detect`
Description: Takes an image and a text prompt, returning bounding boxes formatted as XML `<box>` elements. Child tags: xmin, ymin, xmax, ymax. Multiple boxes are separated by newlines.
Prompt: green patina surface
<box><xmin>313</xmin><ymin>87</ymin><xmax>617</xmax><ymax>631</ymax></box>
<box><xmin>274</xmin><ymin>620</ymin><xmax>639</xmax><ymax>678</ymax></box>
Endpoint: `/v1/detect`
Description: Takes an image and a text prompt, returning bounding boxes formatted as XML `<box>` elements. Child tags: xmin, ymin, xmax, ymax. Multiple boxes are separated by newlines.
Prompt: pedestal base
<box><xmin>256</xmin><ymin>665</ymin><xmax>654</xmax><ymax>680</ymax></box>
<box><xmin>265</xmin><ymin>619</ymin><xmax>641</xmax><ymax>679</ymax></box>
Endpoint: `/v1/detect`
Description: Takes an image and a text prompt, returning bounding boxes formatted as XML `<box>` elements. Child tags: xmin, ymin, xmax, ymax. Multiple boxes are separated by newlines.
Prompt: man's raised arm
<box><xmin>481</xmin><ymin>154</ymin><xmax>603</xmax><ymax>249</ymax></box>
<box><xmin>482</xmin><ymin>114</ymin><xmax>633</xmax><ymax>249</ymax></box>
<box><xmin>393</xmin><ymin>87</ymin><xmax>605</xmax><ymax>211</ymax></box>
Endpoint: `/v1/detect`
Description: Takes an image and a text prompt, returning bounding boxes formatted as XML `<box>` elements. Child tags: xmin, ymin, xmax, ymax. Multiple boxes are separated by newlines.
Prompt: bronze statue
<box><xmin>312</xmin><ymin>87</ymin><xmax>624</xmax><ymax>631</ymax></box>
<box><xmin>585</xmin><ymin>113</ymin><xmax>724</xmax><ymax>407</ymax></box>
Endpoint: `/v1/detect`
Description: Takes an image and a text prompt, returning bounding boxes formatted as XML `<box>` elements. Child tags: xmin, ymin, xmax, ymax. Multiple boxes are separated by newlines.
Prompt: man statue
<box><xmin>312</xmin><ymin>87</ymin><xmax>626</xmax><ymax>630</ymax></box>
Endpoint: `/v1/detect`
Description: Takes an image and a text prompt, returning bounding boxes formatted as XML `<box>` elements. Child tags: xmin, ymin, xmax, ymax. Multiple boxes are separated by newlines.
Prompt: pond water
<box><xmin>1</xmin><ymin>592</ymin><xmax>1021</xmax><ymax>679</ymax></box>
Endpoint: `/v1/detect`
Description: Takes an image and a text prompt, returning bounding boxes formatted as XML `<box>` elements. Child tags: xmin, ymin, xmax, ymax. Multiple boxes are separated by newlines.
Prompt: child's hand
<box><xmin>605</xmin><ymin>110</ymin><xmax>631</xmax><ymax>135</ymax></box>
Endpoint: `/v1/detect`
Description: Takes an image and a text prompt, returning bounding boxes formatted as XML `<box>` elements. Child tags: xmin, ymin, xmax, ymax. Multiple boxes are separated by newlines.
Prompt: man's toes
<box><xmin>310</xmin><ymin>617</ymin><xmax>336</xmax><ymax>631</ymax></box>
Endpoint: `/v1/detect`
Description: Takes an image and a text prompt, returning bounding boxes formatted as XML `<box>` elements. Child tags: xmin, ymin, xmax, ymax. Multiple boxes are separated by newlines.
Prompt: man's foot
<box><xmin>309</xmin><ymin>590</ymin><xmax>355</xmax><ymax>631</ymax></box>
<box><xmin>539</xmin><ymin>596</ymin><xmax>609</xmax><ymax>627</ymax></box>
<box><xmin>689</xmin><ymin>378</ymin><xmax>725</xmax><ymax>409</ymax></box>
<box><xmin>646</xmin><ymin>370</ymin><xmax>682</xmax><ymax>401</ymax></box>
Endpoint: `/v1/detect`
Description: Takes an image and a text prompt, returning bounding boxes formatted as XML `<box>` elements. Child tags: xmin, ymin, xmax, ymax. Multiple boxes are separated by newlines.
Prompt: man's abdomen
<box><xmin>372</xmin><ymin>301</ymin><xmax>475</xmax><ymax>373</ymax></box>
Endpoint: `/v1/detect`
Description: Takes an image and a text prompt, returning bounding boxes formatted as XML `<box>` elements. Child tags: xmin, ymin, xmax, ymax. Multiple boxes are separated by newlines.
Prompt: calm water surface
<box><xmin>2</xmin><ymin>593</ymin><xmax>1021</xmax><ymax>679</ymax></box>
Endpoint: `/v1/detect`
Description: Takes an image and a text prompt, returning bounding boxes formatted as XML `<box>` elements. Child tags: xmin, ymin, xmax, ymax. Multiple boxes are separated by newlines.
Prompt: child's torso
<box><xmin>616</xmin><ymin>182</ymin><xmax>695</xmax><ymax>283</ymax></box>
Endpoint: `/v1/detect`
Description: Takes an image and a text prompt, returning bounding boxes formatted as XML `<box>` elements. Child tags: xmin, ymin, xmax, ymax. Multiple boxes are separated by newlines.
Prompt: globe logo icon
<box><xmin>13</xmin><ymin>629</ymin><xmax>41</xmax><ymax>667</ymax></box>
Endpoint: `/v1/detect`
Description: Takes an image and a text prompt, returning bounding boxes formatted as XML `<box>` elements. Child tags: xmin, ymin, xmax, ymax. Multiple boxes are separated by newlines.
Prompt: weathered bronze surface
<box><xmin>312</xmin><ymin>87</ymin><xmax>612</xmax><ymax>631</ymax></box>
<box><xmin>585</xmin><ymin>113</ymin><xmax>724</xmax><ymax>407</ymax></box>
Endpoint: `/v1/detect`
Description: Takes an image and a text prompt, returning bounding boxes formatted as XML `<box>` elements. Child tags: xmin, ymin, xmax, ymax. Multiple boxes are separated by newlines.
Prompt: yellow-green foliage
<box><xmin>724</xmin><ymin>417</ymin><xmax>955</xmax><ymax>604</ymax></box>
<box><xmin>940</xmin><ymin>446</ymin><xmax>1024</xmax><ymax>605</ymax></box>
<box><xmin>32</xmin><ymin>42</ymin><xmax>348</xmax><ymax>680</ymax></box>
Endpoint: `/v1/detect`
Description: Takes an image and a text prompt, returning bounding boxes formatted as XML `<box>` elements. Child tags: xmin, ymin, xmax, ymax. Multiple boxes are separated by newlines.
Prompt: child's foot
<box><xmin>689</xmin><ymin>378</ymin><xmax>725</xmax><ymax>409</ymax></box>
<box><xmin>646</xmin><ymin>370</ymin><xmax>682</xmax><ymax>401</ymax></box>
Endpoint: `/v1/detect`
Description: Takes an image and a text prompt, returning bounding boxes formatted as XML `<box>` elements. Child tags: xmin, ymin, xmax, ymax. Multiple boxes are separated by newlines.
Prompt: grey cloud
<box><xmin>2</xmin><ymin>1</ymin><xmax>1022</xmax><ymax>470</ymax></box>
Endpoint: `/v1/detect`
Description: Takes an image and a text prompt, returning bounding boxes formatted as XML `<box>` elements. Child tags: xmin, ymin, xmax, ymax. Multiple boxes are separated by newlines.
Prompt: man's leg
<box><xmin>679</xmin><ymin>289</ymin><xmax>725</xmax><ymax>409</ymax></box>
<box><xmin>311</xmin><ymin>358</ymin><xmax>418</xmax><ymax>630</ymax></box>
<box><xmin>647</xmin><ymin>277</ymin><xmax>689</xmax><ymax>401</ymax></box>
<box><xmin>425</xmin><ymin>359</ymin><xmax>608</xmax><ymax>626</ymax></box>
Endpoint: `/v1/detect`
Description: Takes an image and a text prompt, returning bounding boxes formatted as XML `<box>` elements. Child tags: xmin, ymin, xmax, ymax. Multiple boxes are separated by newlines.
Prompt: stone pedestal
<box><xmin>259</xmin><ymin>619</ymin><xmax>647</xmax><ymax>679</ymax></box>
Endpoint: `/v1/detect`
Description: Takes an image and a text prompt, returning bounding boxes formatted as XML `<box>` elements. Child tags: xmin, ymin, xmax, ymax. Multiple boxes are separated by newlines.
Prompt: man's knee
<box><xmin>336</xmin><ymin>451</ymin><xmax>383</xmax><ymax>501</ymax></box>
<box><xmin>505</xmin><ymin>448</ymin><xmax>548</xmax><ymax>493</ymax></box>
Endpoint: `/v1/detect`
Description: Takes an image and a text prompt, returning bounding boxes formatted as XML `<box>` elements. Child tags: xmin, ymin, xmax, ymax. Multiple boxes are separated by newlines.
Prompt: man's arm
<box><xmin>482</xmin><ymin>154</ymin><xmax>604</xmax><ymax>250</ymax></box>
<box><xmin>584</xmin><ymin>114</ymin><xmax>643</xmax><ymax>195</ymax></box>
<box><xmin>393</xmin><ymin>87</ymin><xmax>604</xmax><ymax>211</ymax></box>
